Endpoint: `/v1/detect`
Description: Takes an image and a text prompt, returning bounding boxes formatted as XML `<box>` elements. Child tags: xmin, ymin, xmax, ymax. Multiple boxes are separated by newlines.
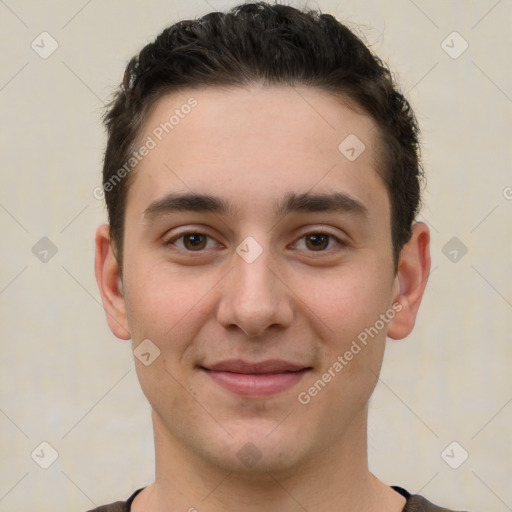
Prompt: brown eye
<box><xmin>166</xmin><ymin>232</ymin><xmax>216</xmax><ymax>251</ymax></box>
<box><xmin>294</xmin><ymin>232</ymin><xmax>344</xmax><ymax>252</ymax></box>
<box><xmin>304</xmin><ymin>233</ymin><xmax>330</xmax><ymax>251</ymax></box>
<box><xmin>182</xmin><ymin>234</ymin><xmax>207</xmax><ymax>250</ymax></box>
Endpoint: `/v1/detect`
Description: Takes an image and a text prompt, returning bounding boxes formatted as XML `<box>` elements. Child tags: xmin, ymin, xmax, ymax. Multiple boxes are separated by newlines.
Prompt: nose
<box><xmin>216</xmin><ymin>242</ymin><xmax>294</xmax><ymax>338</ymax></box>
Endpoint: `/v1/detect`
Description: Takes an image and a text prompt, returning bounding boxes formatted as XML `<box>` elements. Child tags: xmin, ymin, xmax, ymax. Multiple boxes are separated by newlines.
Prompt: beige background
<box><xmin>1</xmin><ymin>1</ymin><xmax>511</xmax><ymax>511</ymax></box>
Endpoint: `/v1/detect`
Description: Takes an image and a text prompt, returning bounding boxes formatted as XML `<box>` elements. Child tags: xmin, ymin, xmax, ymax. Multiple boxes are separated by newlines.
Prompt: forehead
<box><xmin>126</xmin><ymin>85</ymin><xmax>388</xmax><ymax>222</ymax></box>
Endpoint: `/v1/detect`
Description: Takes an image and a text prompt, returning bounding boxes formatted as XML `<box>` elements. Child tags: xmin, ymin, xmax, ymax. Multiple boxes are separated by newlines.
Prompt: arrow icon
<box><xmin>243</xmin><ymin>455</ymin><xmax>255</xmax><ymax>465</ymax></box>
<box><xmin>31</xmin><ymin>31</ymin><xmax>59</xmax><ymax>59</ymax></box>
<box><xmin>236</xmin><ymin>236</ymin><xmax>263</xmax><ymax>263</ymax></box>
<box><xmin>442</xmin><ymin>236</ymin><xmax>467</xmax><ymax>263</ymax></box>
<box><xmin>134</xmin><ymin>339</ymin><xmax>161</xmax><ymax>366</ymax></box>
<box><xmin>441</xmin><ymin>441</ymin><xmax>468</xmax><ymax>469</ymax></box>
<box><xmin>31</xmin><ymin>441</ymin><xmax>59</xmax><ymax>468</ymax></box>
<box><xmin>236</xmin><ymin>442</ymin><xmax>262</xmax><ymax>467</ymax></box>
<box><xmin>441</xmin><ymin>31</ymin><xmax>468</xmax><ymax>59</ymax></box>
<box><xmin>32</xmin><ymin>237</ymin><xmax>58</xmax><ymax>262</ymax></box>
<box><xmin>338</xmin><ymin>134</ymin><xmax>365</xmax><ymax>161</ymax></box>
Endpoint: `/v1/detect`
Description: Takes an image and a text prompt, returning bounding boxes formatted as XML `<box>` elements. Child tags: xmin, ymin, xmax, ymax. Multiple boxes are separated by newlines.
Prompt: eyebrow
<box><xmin>143</xmin><ymin>191</ymin><xmax>368</xmax><ymax>219</ymax></box>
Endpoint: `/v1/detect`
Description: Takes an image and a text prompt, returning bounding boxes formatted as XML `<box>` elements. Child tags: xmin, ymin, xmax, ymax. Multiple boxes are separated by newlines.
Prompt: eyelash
<box><xmin>164</xmin><ymin>230</ymin><xmax>346</xmax><ymax>254</ymax></box>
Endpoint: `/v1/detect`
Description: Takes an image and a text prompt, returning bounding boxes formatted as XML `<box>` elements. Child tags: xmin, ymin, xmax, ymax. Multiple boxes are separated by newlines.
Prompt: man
<box><xmin>92</xmin><ymin>2</ymin><xmax>466</xmax><ymax>511</ymax></box>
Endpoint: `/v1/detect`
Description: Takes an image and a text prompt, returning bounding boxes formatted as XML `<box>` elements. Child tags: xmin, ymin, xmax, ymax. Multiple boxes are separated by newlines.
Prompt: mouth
<box><xmin>199</xmin><ymin>359</ymin><xmax>312</xmax><ymax>397</ymax></box>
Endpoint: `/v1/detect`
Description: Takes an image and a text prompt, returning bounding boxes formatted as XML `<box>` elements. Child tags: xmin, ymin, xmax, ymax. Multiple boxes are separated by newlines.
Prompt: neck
<box><xmin>132</xmin><ymin>407</ymin><xmax>405</xmax><ymax>512</ymax></box>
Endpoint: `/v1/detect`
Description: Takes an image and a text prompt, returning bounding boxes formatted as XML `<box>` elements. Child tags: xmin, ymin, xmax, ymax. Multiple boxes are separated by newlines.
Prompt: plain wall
<box><xmin>1</xmin><ymin>1</ymin><xmax>511</xmax><ymax>511</ymax></box>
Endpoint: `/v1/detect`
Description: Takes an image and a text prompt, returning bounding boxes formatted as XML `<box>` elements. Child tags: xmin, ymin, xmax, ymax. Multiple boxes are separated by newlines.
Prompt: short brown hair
<box><xmin>101</xmin><ymin>1</ymin><xmax>423</xmax><ymax>270</ymax></box>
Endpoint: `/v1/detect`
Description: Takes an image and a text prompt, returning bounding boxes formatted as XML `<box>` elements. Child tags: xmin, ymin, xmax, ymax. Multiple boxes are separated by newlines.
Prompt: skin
<box><xmin>95</xmin><ymin>85</ymin><xmax>430</xmax><ymax>512</ymax></box>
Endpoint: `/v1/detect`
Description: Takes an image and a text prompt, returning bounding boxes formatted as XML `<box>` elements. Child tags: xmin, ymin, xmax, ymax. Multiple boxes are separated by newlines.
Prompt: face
<box><xmin>99</xmin><ymin>85</ymin><xmax>420</xmax><ymax>477</ymax></box>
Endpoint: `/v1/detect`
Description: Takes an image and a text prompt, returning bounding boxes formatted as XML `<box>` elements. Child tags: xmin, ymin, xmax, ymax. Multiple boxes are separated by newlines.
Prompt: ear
<box><xmin>387</xmin><ymin>222</ymin><xmax>431</xmax><ymax>340</ymax></box>
<box><xmin>94</xmin><ymin>224</ymin><xmax>131</xmax><ymax>340</ymax></box>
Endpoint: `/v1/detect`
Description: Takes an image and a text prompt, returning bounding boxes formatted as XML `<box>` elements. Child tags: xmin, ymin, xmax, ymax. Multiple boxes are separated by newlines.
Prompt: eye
<box><xmin>165</xmin><ymin>232</ymin><xmax>219</xmax><ymax>251</ymax></box>
<box><xmin>164</xmin><ymin>230</ymin><xmax>345</xmax><ymax>253</ymax></box>
<box><xmin>293</xmin><ymin>231</ymin><xmax>345</xmax><ymax>252</ymax></box>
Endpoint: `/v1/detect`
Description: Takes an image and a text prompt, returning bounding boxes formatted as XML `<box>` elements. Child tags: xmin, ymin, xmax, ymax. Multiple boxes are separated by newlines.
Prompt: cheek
<box><xmin>122</xmin><ymin>255</ymin><xmax>191</xmax><ymax>335</ymax></box>
<box><xmin>297</xmin><ymin>267</ymin><xmax>391</xmax><ymax>411</ymax></box>
<box><xmin>293</xmin><ymin>263</ymin><xmax>393</xmax><ymax>342</ymax></box>
<box><xmin>122</xmin><ymin>257</ymin><xmax>217</xmax><ymax>369</ymax></box>
<box><xmin>133</xmin><ymin>353</ymin><xmax>205</xmax><ymax>444</ymax></box>
<box><xmin>123</xmin><ymin>262</ymin><xmax>206</xmax><ymax>412</ymax></box>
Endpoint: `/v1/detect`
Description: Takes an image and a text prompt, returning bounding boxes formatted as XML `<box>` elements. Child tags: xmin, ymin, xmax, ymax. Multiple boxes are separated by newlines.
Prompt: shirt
<box><xmin>86</xmin><ymin>485</ymin><xmax>469</xmax><ymax>511</ymax></box>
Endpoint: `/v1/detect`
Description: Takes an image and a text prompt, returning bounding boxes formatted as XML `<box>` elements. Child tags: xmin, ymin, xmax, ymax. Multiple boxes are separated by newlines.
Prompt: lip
<box><xmin>200</xmin><ymin>359</ymin><xmax>311</xmax><ymax>397</ymax></box>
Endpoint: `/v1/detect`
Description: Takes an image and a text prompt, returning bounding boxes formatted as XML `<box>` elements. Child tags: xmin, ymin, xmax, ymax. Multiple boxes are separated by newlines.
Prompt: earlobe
<box><xmin>94</xmin><ymin>224</ymin><xmax>131</xmax><ymax>340</ymax></box>
<box><xmin>387</xmin><ymin>222</ymin><xmax>431</xmax><ymax>340</ymax></box>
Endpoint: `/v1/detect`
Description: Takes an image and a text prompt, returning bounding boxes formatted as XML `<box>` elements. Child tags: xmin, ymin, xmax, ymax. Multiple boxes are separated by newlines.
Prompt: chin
<box><xmin>202</xmin><ymin>420</ymin><xmax>310</xmax><ymax>477</ymax></box>
<box><xmin>153</xmin><ymin>398</ymin><xmax>318</xmax><ymax>477</ymax></box>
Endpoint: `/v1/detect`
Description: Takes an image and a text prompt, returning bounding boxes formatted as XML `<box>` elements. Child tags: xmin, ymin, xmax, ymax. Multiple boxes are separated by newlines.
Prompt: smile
<box><xmin>199</xmin><ymin>359</ymin><xmax>312</xmax><ymax>397</ymax></box>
